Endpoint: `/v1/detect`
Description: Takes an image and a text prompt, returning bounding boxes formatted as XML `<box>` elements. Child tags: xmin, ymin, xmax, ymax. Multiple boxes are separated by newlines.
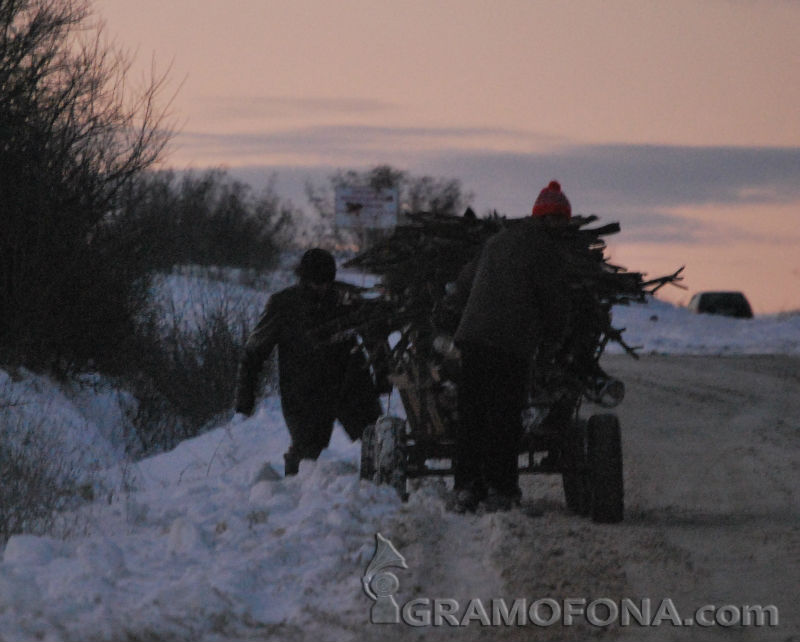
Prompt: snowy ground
<box><xmin>1</xmin><ymin>269</ymin><xmax>798</xmax><ymax>641</ymax></box>
<box><xmin>607</xmin><ymin>298</ymin><xmax>800</xmax><ymax>356</ymax></box>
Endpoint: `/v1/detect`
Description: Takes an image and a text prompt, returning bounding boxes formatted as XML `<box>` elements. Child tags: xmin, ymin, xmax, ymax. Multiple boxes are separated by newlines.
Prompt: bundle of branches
<box><xmin>346</xmin><ymin>210</ymin><xmax>503</xmax><ymax>296</ymax></box>
<box><xmin>313</xmin><ymin>210</ymin><xmax>683</xmax><ymax>387</ymax></box>
<box><xmin>518</xmin><ymin>214</ymin><xmax>684</xmax><ymax>358</ymax></box>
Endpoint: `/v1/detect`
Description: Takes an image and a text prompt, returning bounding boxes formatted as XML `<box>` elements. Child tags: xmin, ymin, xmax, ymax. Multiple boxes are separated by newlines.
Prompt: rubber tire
<box><xmin>562</xmin><ymin>419</ymin><xmax>590</xmax><ymax>516</ymax></box>
<box><xmin>374</xmin><ymin>416</ymin><xmax>408</xmax><ymax>500</ymax></box>
<box><xmin>360</xmin><ymin>422</ymin><xmax>377</xmax><ymax>481</ymax></box>
<box><xmin>587</xmin><ymin>414</ymin><xmax>624</xmax><ymax>523</ymax></box>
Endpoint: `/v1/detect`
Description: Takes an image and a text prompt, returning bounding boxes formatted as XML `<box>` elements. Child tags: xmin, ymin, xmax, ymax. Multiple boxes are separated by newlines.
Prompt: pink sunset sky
<box><xmin>100</xmin><ymin>0</ymin><xmax>800</xmax><ymax>313</ymax></box>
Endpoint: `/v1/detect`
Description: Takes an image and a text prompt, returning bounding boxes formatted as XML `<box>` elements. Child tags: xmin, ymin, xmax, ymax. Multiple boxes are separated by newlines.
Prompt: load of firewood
<box><xmin>332</xmin><ymin>209</ymin><xmax>682</xmax><ymax>361</ymax></box>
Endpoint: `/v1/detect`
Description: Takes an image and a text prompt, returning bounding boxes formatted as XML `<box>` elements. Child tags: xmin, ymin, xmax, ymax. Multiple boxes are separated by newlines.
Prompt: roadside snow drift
<box><xmin>0</xmin><ymin>397</ymin><xmax>410</xmax><ymax>641</ymax></box>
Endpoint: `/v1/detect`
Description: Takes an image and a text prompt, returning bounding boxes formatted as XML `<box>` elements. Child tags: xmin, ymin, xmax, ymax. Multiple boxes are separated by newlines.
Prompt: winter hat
<box><xmin>296</xmin><ymin>248</ymin><xmax>336</xmax><ymax>283</ymax></box>
<box><xmin>531</xmin><ymin>180</ymin><xmax>571</xmax><ymax>219</ymax></box>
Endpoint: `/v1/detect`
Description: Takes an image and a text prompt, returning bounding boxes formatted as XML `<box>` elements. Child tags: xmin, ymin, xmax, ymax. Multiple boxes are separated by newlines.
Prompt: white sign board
<box><xmin>335</xmin><ymin>186</ymin><xmax>398</xmax><ymax>230</ymax></box>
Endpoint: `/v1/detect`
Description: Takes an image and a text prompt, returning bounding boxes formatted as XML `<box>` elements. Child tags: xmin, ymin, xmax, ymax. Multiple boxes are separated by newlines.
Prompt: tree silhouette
<box><xmin>0</xmin><ymin>0</ymin><xmax>172</xmax><ymax>371</ymax></box>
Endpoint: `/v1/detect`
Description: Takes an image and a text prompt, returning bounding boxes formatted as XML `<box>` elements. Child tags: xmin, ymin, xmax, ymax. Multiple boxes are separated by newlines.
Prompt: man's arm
<box><xmin>434</xmin><ymin>254</ymin><xmax>479</xmax><ymax>333</ymax></box>
<box><xmin>234</xmin><ymin>295</ymin><xmax>281</xmax><ymax>415</ymax></box>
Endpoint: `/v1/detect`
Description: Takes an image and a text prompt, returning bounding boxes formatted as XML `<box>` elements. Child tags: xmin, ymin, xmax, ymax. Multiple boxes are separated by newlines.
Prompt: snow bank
<box><xmin>0</xmin><ymin>398</ymin><xmax>406</xmax><ymax>641</ymax></box>
<box><xmin>609</xmin><ymin>298</ymin><xmax>800</xmax><ymax>355</ymax></box>
<box><xmin>0</xmin><ymin>369</ymin><xmax>129</xmax><ymax>478</ymax></box>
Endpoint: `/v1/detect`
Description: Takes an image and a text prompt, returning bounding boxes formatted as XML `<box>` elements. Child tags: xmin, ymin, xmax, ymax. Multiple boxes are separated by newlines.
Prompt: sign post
<box><xmin>335</xmin><ymin>186</ymin><xmax>399</xmax><ymax>249</ymax></box>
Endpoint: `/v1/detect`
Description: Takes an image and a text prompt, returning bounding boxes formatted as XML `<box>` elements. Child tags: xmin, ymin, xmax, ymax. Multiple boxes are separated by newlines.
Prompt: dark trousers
<box><xmin>282</xmin><ymin>391</ymin><xmax>382</xmax><ymax>470</ymax></box>
<box><xmin>455</xmin><ymin>342</ymin><xmax>528</xmax><ymax>496</ymax></box>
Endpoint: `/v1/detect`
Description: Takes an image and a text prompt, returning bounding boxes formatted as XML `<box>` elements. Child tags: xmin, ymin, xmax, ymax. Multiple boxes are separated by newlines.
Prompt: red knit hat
<box><xmin>531</xmin><ymin>180</ymin><xmax>571</xmax><ymax>219</ymax></box>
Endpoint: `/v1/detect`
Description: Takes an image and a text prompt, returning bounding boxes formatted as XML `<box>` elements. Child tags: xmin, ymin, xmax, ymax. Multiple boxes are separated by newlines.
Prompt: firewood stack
<box><xmin>341</xmin><ymin>210</ymin><xmax>681</xmax><ymax>355</ymax></box>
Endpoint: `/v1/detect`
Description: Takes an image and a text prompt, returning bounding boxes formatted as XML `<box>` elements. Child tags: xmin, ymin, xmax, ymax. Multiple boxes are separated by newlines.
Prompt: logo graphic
<box><xmin>363</xmin><ymin>533</ymin><xmax>408</xmax><ymax>624</ymax></box>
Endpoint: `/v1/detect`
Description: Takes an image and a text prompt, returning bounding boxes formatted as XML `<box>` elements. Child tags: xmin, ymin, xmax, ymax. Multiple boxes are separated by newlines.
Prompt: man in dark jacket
<box><xmin>445</xmin><ymin>181</ymin><xmax>572</xmax><ymax>512</ymax></box>
<box><xmin>234</xmin><ymin>248</ymin><xmax>382</xmax><ymax>476</ymax></box>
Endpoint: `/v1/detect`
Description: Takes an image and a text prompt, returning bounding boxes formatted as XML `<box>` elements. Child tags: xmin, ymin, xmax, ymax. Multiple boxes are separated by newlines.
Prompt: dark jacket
<box><xmin>449</xmin><ymin>218</ymin><xmax>569</xmax><ymax>357</ymax></box>
<box><xmin>234</xmin><ymin>281</ymin><xmax>376</xmax><ymax>418</ymax></box>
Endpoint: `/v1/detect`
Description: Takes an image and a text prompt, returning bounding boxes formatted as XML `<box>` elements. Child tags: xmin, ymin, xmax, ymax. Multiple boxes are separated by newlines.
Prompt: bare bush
<box><xmin>118</xmin><ymin>169</ymin><xmax>297</xmax><ymax>272</ymax></box>
<box><xmin>124</xmin><ymin>282</ymin><xmax>274</xmax><ymax>456</ymax></box>
<box><xmin>0</xmin><ymin>0</ymin><xmax>173</xmax><ymax>371</ymax></box>
<box><xmin>0</xmin><ymin>399</ymin><xmax>91</xmax><ymax>545</ymax></box>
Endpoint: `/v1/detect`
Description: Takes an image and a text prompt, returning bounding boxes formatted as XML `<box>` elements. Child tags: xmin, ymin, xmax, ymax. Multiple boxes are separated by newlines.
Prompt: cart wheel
<box><xmin>587</xmin><ymin>414</ymin><xmax>624</xmax><ymax>523</ymax></box>
<box><xmin>562</xmin><ymin>419</ymin><xmax>590</xmax><ymax>516</ymax></box>
<box><xmin>374</xmin><ymin>416</ymin><xmax>408</xmax><ymax>500</ymax></box>
<box><xmin>360</xmin><ymin>422</ymin><xmax>377</xmax><ymax>481</ymax></box>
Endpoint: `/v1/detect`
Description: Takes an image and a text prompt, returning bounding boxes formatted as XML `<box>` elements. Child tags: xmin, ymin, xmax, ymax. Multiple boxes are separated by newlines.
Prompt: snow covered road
<box><xmin>349</xmin><ymin>355</ymin><xmax>800</xmax><ymax>642</ymax></box>
<box><xmin>604</xmin><ymin>354</ymin><xmax>800</xmax><ymax>642</ymax></box>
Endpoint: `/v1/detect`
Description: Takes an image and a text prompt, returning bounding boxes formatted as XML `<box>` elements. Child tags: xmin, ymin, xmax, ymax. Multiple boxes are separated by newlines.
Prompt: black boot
<box><xmin>283</xmin><ymin>451</ymin><xmax>300</xmax><ymax>477</ymax></box>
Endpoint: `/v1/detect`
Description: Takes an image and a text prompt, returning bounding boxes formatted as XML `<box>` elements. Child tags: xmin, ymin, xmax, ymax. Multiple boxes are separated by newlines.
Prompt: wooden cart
<box><xmin>358</xmin><ymin>327</ymin><xmax>626</xmax><ymax>523</ymax></box>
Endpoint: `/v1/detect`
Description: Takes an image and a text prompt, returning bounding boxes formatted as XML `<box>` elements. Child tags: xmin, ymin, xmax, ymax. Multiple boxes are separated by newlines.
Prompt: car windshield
<box><xmin>703</xmin><ymin>293</ymin><xmax>746</xmax><ymax>307</ymax></box>
<box><xmin>698</xmin><ymin>292</ymin><xmax>752</xmax><ymax>317</ymax></box>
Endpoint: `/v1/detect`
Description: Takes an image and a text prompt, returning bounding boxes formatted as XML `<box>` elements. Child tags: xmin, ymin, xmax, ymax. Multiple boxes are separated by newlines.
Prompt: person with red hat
<box><xmin>531</xmin><ymin>180</ymin><xmax>572</xmax><ymax>219</ymax></box>
<box><xmin>441</xmin><ymin>181</ymin><xmax>572</xmax><ymax>512</ymax></box>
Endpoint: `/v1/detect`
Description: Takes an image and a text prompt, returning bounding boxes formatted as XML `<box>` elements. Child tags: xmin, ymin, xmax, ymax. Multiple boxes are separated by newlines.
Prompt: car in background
<box><xmin>688</xmin><ymin>291</ymin><xmax>753</xmax><ymax>318</ymax></box>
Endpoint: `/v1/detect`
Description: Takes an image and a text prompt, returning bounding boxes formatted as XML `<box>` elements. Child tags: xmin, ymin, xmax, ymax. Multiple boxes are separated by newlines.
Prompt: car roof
<box><xmin>697</xmin><ymin>290</ymin><xmax>746</xmax><ymax>296</ymax></box>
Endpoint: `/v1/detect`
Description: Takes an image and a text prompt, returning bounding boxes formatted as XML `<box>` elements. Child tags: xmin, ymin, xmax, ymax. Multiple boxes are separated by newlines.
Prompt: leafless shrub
<box><xmin>117</xmin><ymin>169</ymin><xmax>296</xmax><ymax>273</ymax></box>
<box><xmin>0</xmin><ymin>0</ymin><xmax>173</xmax><ymax>371</ymax></box>
<box><xmin>0</xmin><ymin>401</ymin><xmax>92</xmax><ymax>545</ymax></box>
<box><xmin>123</xmin><ymin>286</ymin><xmax>274</xmax><ymax>456</ymax></box>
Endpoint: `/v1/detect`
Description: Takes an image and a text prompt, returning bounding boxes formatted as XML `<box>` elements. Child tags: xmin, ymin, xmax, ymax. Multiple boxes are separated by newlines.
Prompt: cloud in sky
<box><xmin>175</xmin><ymin>123</ymin><xmax>564</xmax><ymax>163</ymax></box>
<box><xmin>175</xmin><ymin>123</ymin><xmax>800</xmax><ymax>198</ymax></box>
<box><xmin>196</xmin><ymin>96</ymin><xmax>396</xmax><ymax>121</ymax></box>
<box><xmin>183</xmin><ymin>123</ymin><xmax>800</xmax><ymax>247</ymax></box>
<box><xmin>543</xmin><ymin>144</ymin><xmax>800</xmax><ymax>208</ymax></box>
<box><xmin>417</xmin><ymin>145</ymin><xmax>800</xmax><ymax>244</ymax></box>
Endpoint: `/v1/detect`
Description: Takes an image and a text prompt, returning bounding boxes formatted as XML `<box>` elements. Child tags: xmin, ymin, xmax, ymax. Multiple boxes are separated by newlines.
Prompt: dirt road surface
<box><xmin>337</xmin><ymin>355</ymin><xmax>800</xmax><ymax>642</ymax></box>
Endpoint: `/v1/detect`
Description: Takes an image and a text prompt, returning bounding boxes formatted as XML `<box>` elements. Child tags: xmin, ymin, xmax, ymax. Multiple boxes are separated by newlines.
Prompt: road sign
<box><xmin>335</xmin><ymin>186</ymin><xmax>398</xmax><ymax>230</ymax></box>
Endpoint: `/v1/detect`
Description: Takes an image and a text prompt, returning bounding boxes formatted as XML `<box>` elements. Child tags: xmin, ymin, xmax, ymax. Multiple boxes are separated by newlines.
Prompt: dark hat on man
<box><xmin>531</xmin><ymin>180</ymin><xmax>572</xmax><ymax>219</ymax></box>
<box><xmin>295</xmin><ymin>248</ymin><xmax>336</xmax><ymax>283</ymax></box>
